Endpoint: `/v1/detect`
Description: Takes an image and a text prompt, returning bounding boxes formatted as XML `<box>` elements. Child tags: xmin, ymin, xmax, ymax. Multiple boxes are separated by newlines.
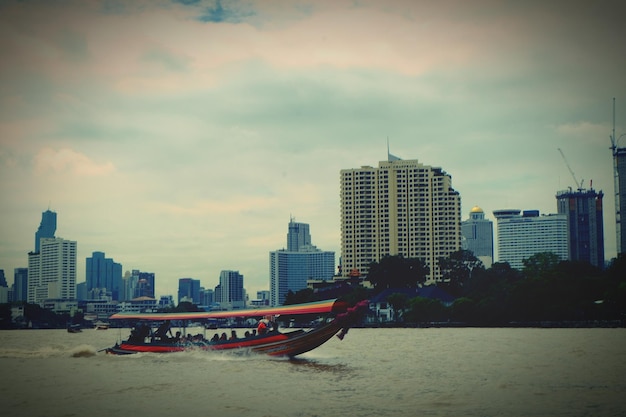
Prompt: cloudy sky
<box><xmin>1</xmin><ymin>0</ymin><xmax>625</xmax><ymax>299</ymax></box>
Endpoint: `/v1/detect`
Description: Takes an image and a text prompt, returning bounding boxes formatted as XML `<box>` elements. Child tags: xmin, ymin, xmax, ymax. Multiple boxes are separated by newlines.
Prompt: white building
<box><xmin>340</xmin><ymin>157</ymin><xmax>462</xmax><ymax>282</ymax></box>
<box><xmin>493</xmin><ymin>209</ymin><xmax>568</xmax><ymax>269</ymax></box>
<box><xmin>27</xmin><ymin>237</ymin><xmax>77</xmax><ymax>305</ymax></box>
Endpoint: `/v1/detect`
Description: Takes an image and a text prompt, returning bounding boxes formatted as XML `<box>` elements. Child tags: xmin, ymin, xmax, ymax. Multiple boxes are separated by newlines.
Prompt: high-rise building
<box><xmin>556</xmin><ymin>188</ymin><xmax>605</xmax><ymax>267</ymax></box>
<box><xmin>0</xmin><ymin>269</ymin><xmax>6</xmax><ymax>287</ymax></box>
<box><xmin>86</xmin><ymin>251</ymin><xmax>123</xmax><ymax>300</ymax></box>
<box><xmin>287</xmin><ymin>219</ymin><xmax>311</xmax><ymax>252</ymax></box>
<box><xmin>610</xmin><ymin>98</ymin><xmax>626</xmax><ymax>256</ymax></box>
<box><xmin>27</xmin><ymin>237</ymin><xmax>77</xmax><ymax>304</ymax></box>
<box><xmin>613</xmin><ymin>147</ymin><xmax>626</xmax><ymax>255</ymax></box>
<box><xmin>493</xmin><ymin>209</ymin><xmax>568</xmax><ymax>270</ymax></box>
<box><xmin>13</xmin><ymin>268</ymin><xmax>28</xmax><ymax>302</ymax></box>
<box><xmin>35</xmin><ymin>209</ymin><xmax>57</xmax><ymax>252</ymax></box>
<box><xmin>461</xmin><ymin>206</ymin><xmax>494</xmax><ymax>267</ymax></box>
<box><xmin>340</xmin><ymin>157</ymin><xmax>461</xmax><ymax>282</ymax></box>
<box><xmin>125</xmin><ymin>269</ymin><xmax>155</xmax><ymax>300</ymax></box>
<box><xmin>270</xmin><ymin>219</ymin><xmax>335</xmax><ymax>306</ymax></box>
<box><xmin>216</xmin><ymin>270</ymin><xmax>245</xmax><ymax>309</ymax></box>
<box><xmin>178</xmin><ymin>278</ymin><xmax>201</xmax><ymax>304</ymax></box>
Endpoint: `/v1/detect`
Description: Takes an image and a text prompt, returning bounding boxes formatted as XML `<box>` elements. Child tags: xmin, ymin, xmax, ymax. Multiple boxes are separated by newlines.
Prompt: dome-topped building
<box><xmin>461</xmin><ymin>206</ymin><xmax>493</xmax><ymax>267</ymax></box>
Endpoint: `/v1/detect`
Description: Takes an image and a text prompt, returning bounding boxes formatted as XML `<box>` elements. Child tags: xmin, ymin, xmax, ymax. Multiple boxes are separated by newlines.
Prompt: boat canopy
<box><xmin>108</xmin><ymin>298</ymin><xmax>348</xmax><ymax>321</ymax></box>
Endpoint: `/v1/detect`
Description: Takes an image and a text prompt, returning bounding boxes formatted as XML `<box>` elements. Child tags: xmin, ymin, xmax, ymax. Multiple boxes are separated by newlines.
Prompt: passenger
<box><xmin>211</xmin><ymin>333</ymin><xmax>219</xmax><ymax>342</ymax></box>
<box><xmin>230</xmin><ymin>330</ymin><xmax>237</xmax><ymax>340</ymax></box>
<box><xmin>257</xmin><ymin>318</ymin><xmax>268</xmax><ymax>335</ymax></box>
<box><xmin>154</xmin><ymin>320</ymin><xmax>172</xmax><ymax>340</ymax></box>
<box><xmin>219</xmin><ymin>332</ymin><xmax>227</xmax><ymax>341</ymax></box>
<box><xmin>244</xmin><ymin>331</ymin><xmax>250</xmax><ymax>338</ymax></box>
<box><xmin>173</xmin><ymin>331</ymin><xmax>181</xmax><ymax>342</ymax></box>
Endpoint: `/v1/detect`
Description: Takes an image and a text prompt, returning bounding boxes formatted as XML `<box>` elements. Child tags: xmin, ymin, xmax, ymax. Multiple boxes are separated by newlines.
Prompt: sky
<box><xmin>1</xmin><ymin>0</ymin><xmax>625</xmax><ymax>299</ymax></box>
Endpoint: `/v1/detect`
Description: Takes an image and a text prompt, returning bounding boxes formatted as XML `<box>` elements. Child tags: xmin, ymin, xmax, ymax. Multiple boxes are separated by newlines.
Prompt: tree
<box><xmin>522</xmin><ymin>252</ymin><xmax>560</xmax><ymax>279</ymax></box>
<box><xmin>438</xmin><ymin>250</ymin><xmax>484</xmax><ymax>296</ymax></box>
<box><xmin>367</xmin><ymin>255</ymin><xmax>429</xmax><ymax>290</ymax></box>
<box><xmin>386</xmin><ymin>293</ymin><xmax>409</xmax><ymax>323</ymax></box>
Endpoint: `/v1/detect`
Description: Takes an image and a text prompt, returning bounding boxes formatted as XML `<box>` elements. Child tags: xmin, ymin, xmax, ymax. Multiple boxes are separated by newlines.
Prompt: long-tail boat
<box><xmin>105</xmin><ymin>299</ymin><xmax>368</xmax><ymax>357</ymax></box>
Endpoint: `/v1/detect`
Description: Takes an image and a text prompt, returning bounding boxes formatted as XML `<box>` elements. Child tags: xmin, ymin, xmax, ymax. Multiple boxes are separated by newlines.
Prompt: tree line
<box><xmin>285</xmin><ymin>251</ymin><xmax>626</xmax><ymax>326</ymax></box>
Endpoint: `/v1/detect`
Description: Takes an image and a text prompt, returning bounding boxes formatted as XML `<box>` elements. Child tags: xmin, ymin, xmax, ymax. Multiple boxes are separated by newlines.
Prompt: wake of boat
<box><xmin>0</xmin><ymin>344</ymin><xmax>99</xmax><ymax>359</ymax></box>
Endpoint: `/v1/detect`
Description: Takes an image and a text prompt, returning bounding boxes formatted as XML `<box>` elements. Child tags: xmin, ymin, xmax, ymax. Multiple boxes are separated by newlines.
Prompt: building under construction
<box><xmin>556</xmin><ymin>188</ymin><xmax>605</xmax><ymax>268</ymax></box>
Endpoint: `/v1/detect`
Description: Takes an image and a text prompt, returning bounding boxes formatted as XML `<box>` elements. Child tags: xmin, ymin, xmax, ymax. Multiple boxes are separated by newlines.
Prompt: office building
<box><xmin>13</xmin><ymin>268</ymin><xmax>28</xmax><ymax>302</ymax></box>
<box><xmin>340</xmin><ymin>157</ymin><xmax>461</xmax><ymax>282</ymax></box>
<box><xmin>493</xmin><ymin>209</ymin><xmax>568</xmax><ymax>270</ymax></box>
<box><xmin>461</xmin><ymin>206</ymin><xmax>494</xmax><ymax>267</ymax></box>
<box><xmin>556</xmin><ymin>188</ymin><xmax>605</xmax><ymax>267</ymax></box>
<box><xmin>35</xmin><ymin>209</ymin><xmax>56</xmax><ymax>252</ymax></box>
<box><xmin>125</xmin><ymin>270</ymin><xmax>155</xmax><ymax>300</ymax></box>
<box><xmin>216</xmin><ymin>270</ymin><xmax>245</xmax><ymax>309</ymax></box>
<box><xmin>86</xmin><ymin>251</ymin><xmax>123</xmax><ymax>300</ymax></box>
<box><xmin>27</xmin><ymin>237</ymin><xmax>77</xmax><ymax>304</ymax></box>
<box><xmin>287</xmin><ymin>219</ymin><xmax>311</xmax><ymax>251</ymax></box>
<box><xmin>178</xmin><ymin>278</ymin><xmax>201</xmax><ymax>304</ymax></box>
<box><xmin>270</xmin><ymin>220</ymin><xmax>335</xmax><ymax>306</ymax></box>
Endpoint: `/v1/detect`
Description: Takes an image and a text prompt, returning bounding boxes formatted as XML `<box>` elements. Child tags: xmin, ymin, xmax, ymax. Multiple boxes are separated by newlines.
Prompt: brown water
<box><xmin>0</xmin><ymin>327</ymin><xmax>624</xmax><ymax>417</ymax></box>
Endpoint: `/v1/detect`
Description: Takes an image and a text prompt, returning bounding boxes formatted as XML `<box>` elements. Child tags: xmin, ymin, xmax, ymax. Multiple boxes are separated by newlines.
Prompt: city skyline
<box><xmin>1</xmin><ymin>1</ymin><xmax>625</xmax><ymax>299</ymax></box>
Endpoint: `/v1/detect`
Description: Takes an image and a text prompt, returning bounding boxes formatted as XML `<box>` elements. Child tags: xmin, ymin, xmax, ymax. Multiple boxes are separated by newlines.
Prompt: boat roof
<box><xmin>109</xmin><ymin>298</ymin><xmax>347</xmax><ymax>321</ymax></box>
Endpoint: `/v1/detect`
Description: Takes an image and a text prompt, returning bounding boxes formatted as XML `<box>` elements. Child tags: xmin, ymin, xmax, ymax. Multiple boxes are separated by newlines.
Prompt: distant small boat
<box><xmin>67</xmin><ymin>324</ymin><xmax>82</xmax><ymax>333</ymax></box>
<box><xmin>94</xmin><ymin>322</ymin><xmax>110</xmax><ymax>330</ymax></box>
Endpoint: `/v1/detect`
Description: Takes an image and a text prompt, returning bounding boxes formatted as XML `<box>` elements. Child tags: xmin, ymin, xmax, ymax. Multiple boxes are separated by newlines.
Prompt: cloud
<box><xmin>33</xmin><ymin>148</ymin><xmax>115</xmax><ymax>176</ymax></box>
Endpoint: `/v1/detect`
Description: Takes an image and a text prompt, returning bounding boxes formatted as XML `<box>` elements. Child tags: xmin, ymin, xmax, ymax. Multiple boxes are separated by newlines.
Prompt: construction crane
<box><xmin>557</xmin><ymin>148</ymin><xmax>583</xmax><ymax>190</ymax></box>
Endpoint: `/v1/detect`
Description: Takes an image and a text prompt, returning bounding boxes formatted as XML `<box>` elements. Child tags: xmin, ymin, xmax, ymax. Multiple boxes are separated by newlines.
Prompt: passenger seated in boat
<box><xmin>172</xmin><ymin>331</ymin><xmax>181</xmax><ymax>342</ymax></box>
<box><xmin>257</xmin><ymin>318</ymin><xmax>269</xmax><ymax>335</ymax></box>
<box><xmin>219</xmin><ymin>332</ymin><xmax>227</xmax><ymax>341</ymax></box>
<box><xmin>230</xmin><ymin>330</ymin><xmax>237</xmax><ymax>340</ymax></box>
<box><xmin>129</xmin><ymin>324</ymin><xmax>150</xmax><ymax>343</ymax></box>
<box><xmin>211</xmin><ymin>333</ymin><xmax>219</xmax><ymax>342</ymax></box>
<box><xmin>154</xmin><ymin>320</ymin><xmax>172</xmax><ymax>340</ymax></box>
<box><xmin>244</xmin><ymin>330</ymin><xmax>250</xmax><ymax>338</ymax></box>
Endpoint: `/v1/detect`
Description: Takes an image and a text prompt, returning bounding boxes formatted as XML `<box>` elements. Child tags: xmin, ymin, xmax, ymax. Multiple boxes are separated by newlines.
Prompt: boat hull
<box><xmin>106</xmin><ymin>321</ymin><xmax>343</xmax><ymax>357</ymax></box>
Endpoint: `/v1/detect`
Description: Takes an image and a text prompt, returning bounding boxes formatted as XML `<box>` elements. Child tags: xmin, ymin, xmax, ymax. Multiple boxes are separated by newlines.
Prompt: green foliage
<box><xmin>404</xmin><ymin>297</ymin><xmax>446</xmax><ymax>323</ymax></box>
<box><xmin>367</xmin><ymin>255</ymin><xmax>429</xmax><ymax>290</ymax></box>
<box><xmin>284</xmin><ymin>288</ymin><xmax>316</xmax><ymax>305</ymax></box>
<box><xmin>386</xmin><ymin>293</ymin><xmax>409</xmax><ymax>322</ymax></box>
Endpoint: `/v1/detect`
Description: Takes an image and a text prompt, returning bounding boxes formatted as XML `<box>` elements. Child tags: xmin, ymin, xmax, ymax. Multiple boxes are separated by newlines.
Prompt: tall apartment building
<box><xmin>270</xmin><ymin>219</ymin><xmax>335</xmax><ymax>306</ymax></box>
<box><xmin>28</xmin><ymin>237</ymin><xmax>77</xmax><ymax>304</ymax></box>
<box><xmin>340</xmin><ymin>157</ymin><xmax>461</xmax><ymax>282</ymax></box>
<box><xmin>216</xmin><ymin>270</ymin><xmax>245</xmax><ymax>309</ymax></box>
<box><xmin>493</xmin><ymin>209</ymin><xmax>568</xmax><ymax>270</ymax></box>
<box><xmin>461</xmin><ymin>206</ymin><xmax>494</xmax><ymax>267</ymax></box>
<box><xmin>556</xmin><ymin>188</ymin><xmax>605</xmax><ymax>267</ymax></box>
<box><xmin>86</xmin><ymin>251</ymin><xmax>123</xmax><ymax>300</ymax></box>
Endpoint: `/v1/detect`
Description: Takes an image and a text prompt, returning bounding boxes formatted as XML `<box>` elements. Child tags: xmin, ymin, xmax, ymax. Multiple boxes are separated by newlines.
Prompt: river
<box><xmin>0</xmin><ymin>327</ymin><xmax>624</xmax><ymax>417</ymax></box>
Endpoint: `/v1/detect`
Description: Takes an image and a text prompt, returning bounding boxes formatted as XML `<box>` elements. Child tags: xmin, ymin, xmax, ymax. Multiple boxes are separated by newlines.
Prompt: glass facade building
<box><xmin>35</xmin><ymin>210</ymin><xmax>56</xmax><ymax>252</ymax></box>
<box><xmin>270</xmin><ymin>220</ymin><xmax>335</xmax><ymax>306</ymax></box>
<box><xmin>86</xmin><ymin>251</ymin><xmax>123</xmax><ymax>300</ymax></box>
